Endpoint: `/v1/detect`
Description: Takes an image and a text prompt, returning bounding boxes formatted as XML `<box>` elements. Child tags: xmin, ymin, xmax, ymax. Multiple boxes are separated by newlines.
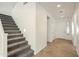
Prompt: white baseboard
<box><xmin>34</xmin><ymin>44</ymin><xmax>47</xmax><ymax>55</ymax></box>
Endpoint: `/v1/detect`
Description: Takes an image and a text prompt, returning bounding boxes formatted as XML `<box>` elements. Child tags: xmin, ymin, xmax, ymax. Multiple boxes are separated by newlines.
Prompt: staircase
<box><xmin>0</xmin><ymin>14</ymin><xmax>34</xmax><ymax>57</ymax></box>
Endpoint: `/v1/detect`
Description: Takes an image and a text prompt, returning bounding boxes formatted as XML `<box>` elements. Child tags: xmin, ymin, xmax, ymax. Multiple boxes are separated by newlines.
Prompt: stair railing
<box><xmin>0</xmin><ymin>19</ymin><xmax>8</xmax><ymax>57</ymax></box>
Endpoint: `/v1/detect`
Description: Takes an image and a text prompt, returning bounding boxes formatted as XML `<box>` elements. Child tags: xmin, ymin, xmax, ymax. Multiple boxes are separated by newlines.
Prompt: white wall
<box><xmin>71</xmin><ymin>14</ymin><xmax>76</xmax><ymax>46</ymax></box>
<box><xmin>36</xmin><ymin>3</ymin><xmax>47</xmax><ymax>54</ymax></box>
<box><xmin>54</xmin><ymin>18</ymin><xmax>72</xmax><ymax>40</ymax></box>
<box><xmin>47</xmin><ymin>14</ymin><xmax>56</xmax><ymax>42</ymax></box>
<box><xmin>0</xmin><ymin>2</ymin><xmax>16</xmax><ymax>15</ymax></box>
<box><xmin>47</xmin><ymin>17</ymin><xmax>72</xmax><ymax>42</ymax></box>
<box><xmin>11</xmin><ymin>2</ymin><xmax>48</xmax><ymax>54</ymax></box>
<box><xmin>11</xmin><ymin>2</ymin><xmax>36</xmax><ymax>53</ymax></box>
<box><xmin>72</xmin><ymin>4</ymin><xmax>79</xmax><ymax>56</ymax></box>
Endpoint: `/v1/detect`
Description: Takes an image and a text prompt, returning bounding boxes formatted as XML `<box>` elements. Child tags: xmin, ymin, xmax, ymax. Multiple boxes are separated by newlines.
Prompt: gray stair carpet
<box><xmin>0</xmin><ymin>14</ymin><xmax>34</xmax><ymax>57</ymax></box>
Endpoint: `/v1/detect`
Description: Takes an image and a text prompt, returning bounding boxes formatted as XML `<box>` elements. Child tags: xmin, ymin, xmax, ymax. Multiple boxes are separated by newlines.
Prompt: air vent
<box><xmin>23</xmin><ymin>2</ymin><xmax>28</xmax><ymax>5</ymax></box>
<box><xmin>59</xmin><ymin>10</ymin><xmax>64</xmax><ymax>14</ymax></box>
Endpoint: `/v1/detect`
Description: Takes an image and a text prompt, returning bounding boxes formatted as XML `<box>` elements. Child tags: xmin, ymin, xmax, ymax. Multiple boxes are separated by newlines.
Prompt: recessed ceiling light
<box><xmin>57</xmin><ymin>4</ymin><xmax>61</xmax><ymax>8</ymax></box>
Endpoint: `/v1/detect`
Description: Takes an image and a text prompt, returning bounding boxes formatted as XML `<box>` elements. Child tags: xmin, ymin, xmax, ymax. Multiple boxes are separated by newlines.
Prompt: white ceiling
<box><xmin>0</xmin><ymin>2</ymin><xmax>77</xmax><ymax>19</ymax></box>
<box><xmin>39</xmin><ymin>2</ymin><xmax>77</xmax><ymax>19</ymax></box>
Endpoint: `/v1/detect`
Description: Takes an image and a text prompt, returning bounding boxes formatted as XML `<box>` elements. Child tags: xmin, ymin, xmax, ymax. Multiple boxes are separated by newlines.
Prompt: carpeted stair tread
<box><xmin>18</xmin><ymin>49</ymin><xmax>34</xmax><ymax>57</ymax></box>
<box><xmin>8</xmin><ymin>40</ymin><xmax>27</xmax><ymax>48</ymax></box>
<box><xmin>0</xmin><ymin>14</ymin><xmax>34</xmax><ymax>57</ymax></box>
<box><xmin>8</xmin><ymin>45</ymin><xmax>30</xmax><ymax>56</ymax></box>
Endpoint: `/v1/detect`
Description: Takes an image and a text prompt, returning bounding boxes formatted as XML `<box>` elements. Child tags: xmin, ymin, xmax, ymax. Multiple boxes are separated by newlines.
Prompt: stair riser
<box><xmin>8</xmin><ymin>42</ymin><xmax>28</xmax><ymax>52</ymax></box>
<box><xmin>3</xmin><ymin>25</ymin><xmax>18</xmax><ymax>27</ymax></box>
<box><xmin>3</xmin><ymin>24</ymin><xmax>16</xmax><ymax>26</ymax></box>
<box><xmin>1</xmin><ymin>20</ymin><xmax>14</xmax><ymax>22</ymax></box>
<box><xmin>5</xmin><ymin>31</ymin><xmax>21</xmax><ymax>34</ymax></box>
<box><xmin>2</xmin><ymin>22</ymin><xmax>15</xmax><ymax>24</ymax></box>
<box><xmin>2</xmin><ymin>22</ymin><xmax>16</xmax><ymax>24</ymax></box>
<box><xmin>4</xmin><ymin>27</ymin><xmax>19</xmax><ymax>30</ymax></box>
<box><xmin>8</xmin><ymin>38</ymin><xmax>26</xmax><ymax>44</ymax></box>
<box><xmin>8</xmin><ymin>46</ymin><xmax>30</xmax><ymax>57</ymax></box>
<box><xmin>4</xmin><ymin>29</ymin><xmax>19</xmax><ymax>31</ymax></box>
<box><xmin>2</xmin><ymin>20</ymin><xmax>15</xmax><ymax>23</ymax></box>
<box><xmin>1</xmin><ymin>20</ymin><xmax>15</xmax><ymax>22</ymax></box>
<box><xmin>8</xmin><ymin>35</ymin><xmax>23</xmax><ymax>39</ymax></box>
<box><xmin>1</xmin><ymin>19</ymin><xmax>14</xmax><ymax>21</ymax></box>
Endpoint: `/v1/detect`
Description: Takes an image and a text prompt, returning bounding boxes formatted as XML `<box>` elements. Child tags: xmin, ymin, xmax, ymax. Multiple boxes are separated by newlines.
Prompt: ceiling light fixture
<box><xmin>57</xmin><ymin>4</ymin><xmax>61</xmax><ymax>8</ymax></box>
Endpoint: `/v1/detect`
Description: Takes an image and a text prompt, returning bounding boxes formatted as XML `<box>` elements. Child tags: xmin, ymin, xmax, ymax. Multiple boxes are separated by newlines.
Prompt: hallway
<box><xmin>0</xmin><ymin>2</ymin><xmax>79</xmax><ymax>57</ymax></box>
<box><xmin>35</xmin><ymin>38</ymin><xmax>78</xmax><ymax>57</ymax></box>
